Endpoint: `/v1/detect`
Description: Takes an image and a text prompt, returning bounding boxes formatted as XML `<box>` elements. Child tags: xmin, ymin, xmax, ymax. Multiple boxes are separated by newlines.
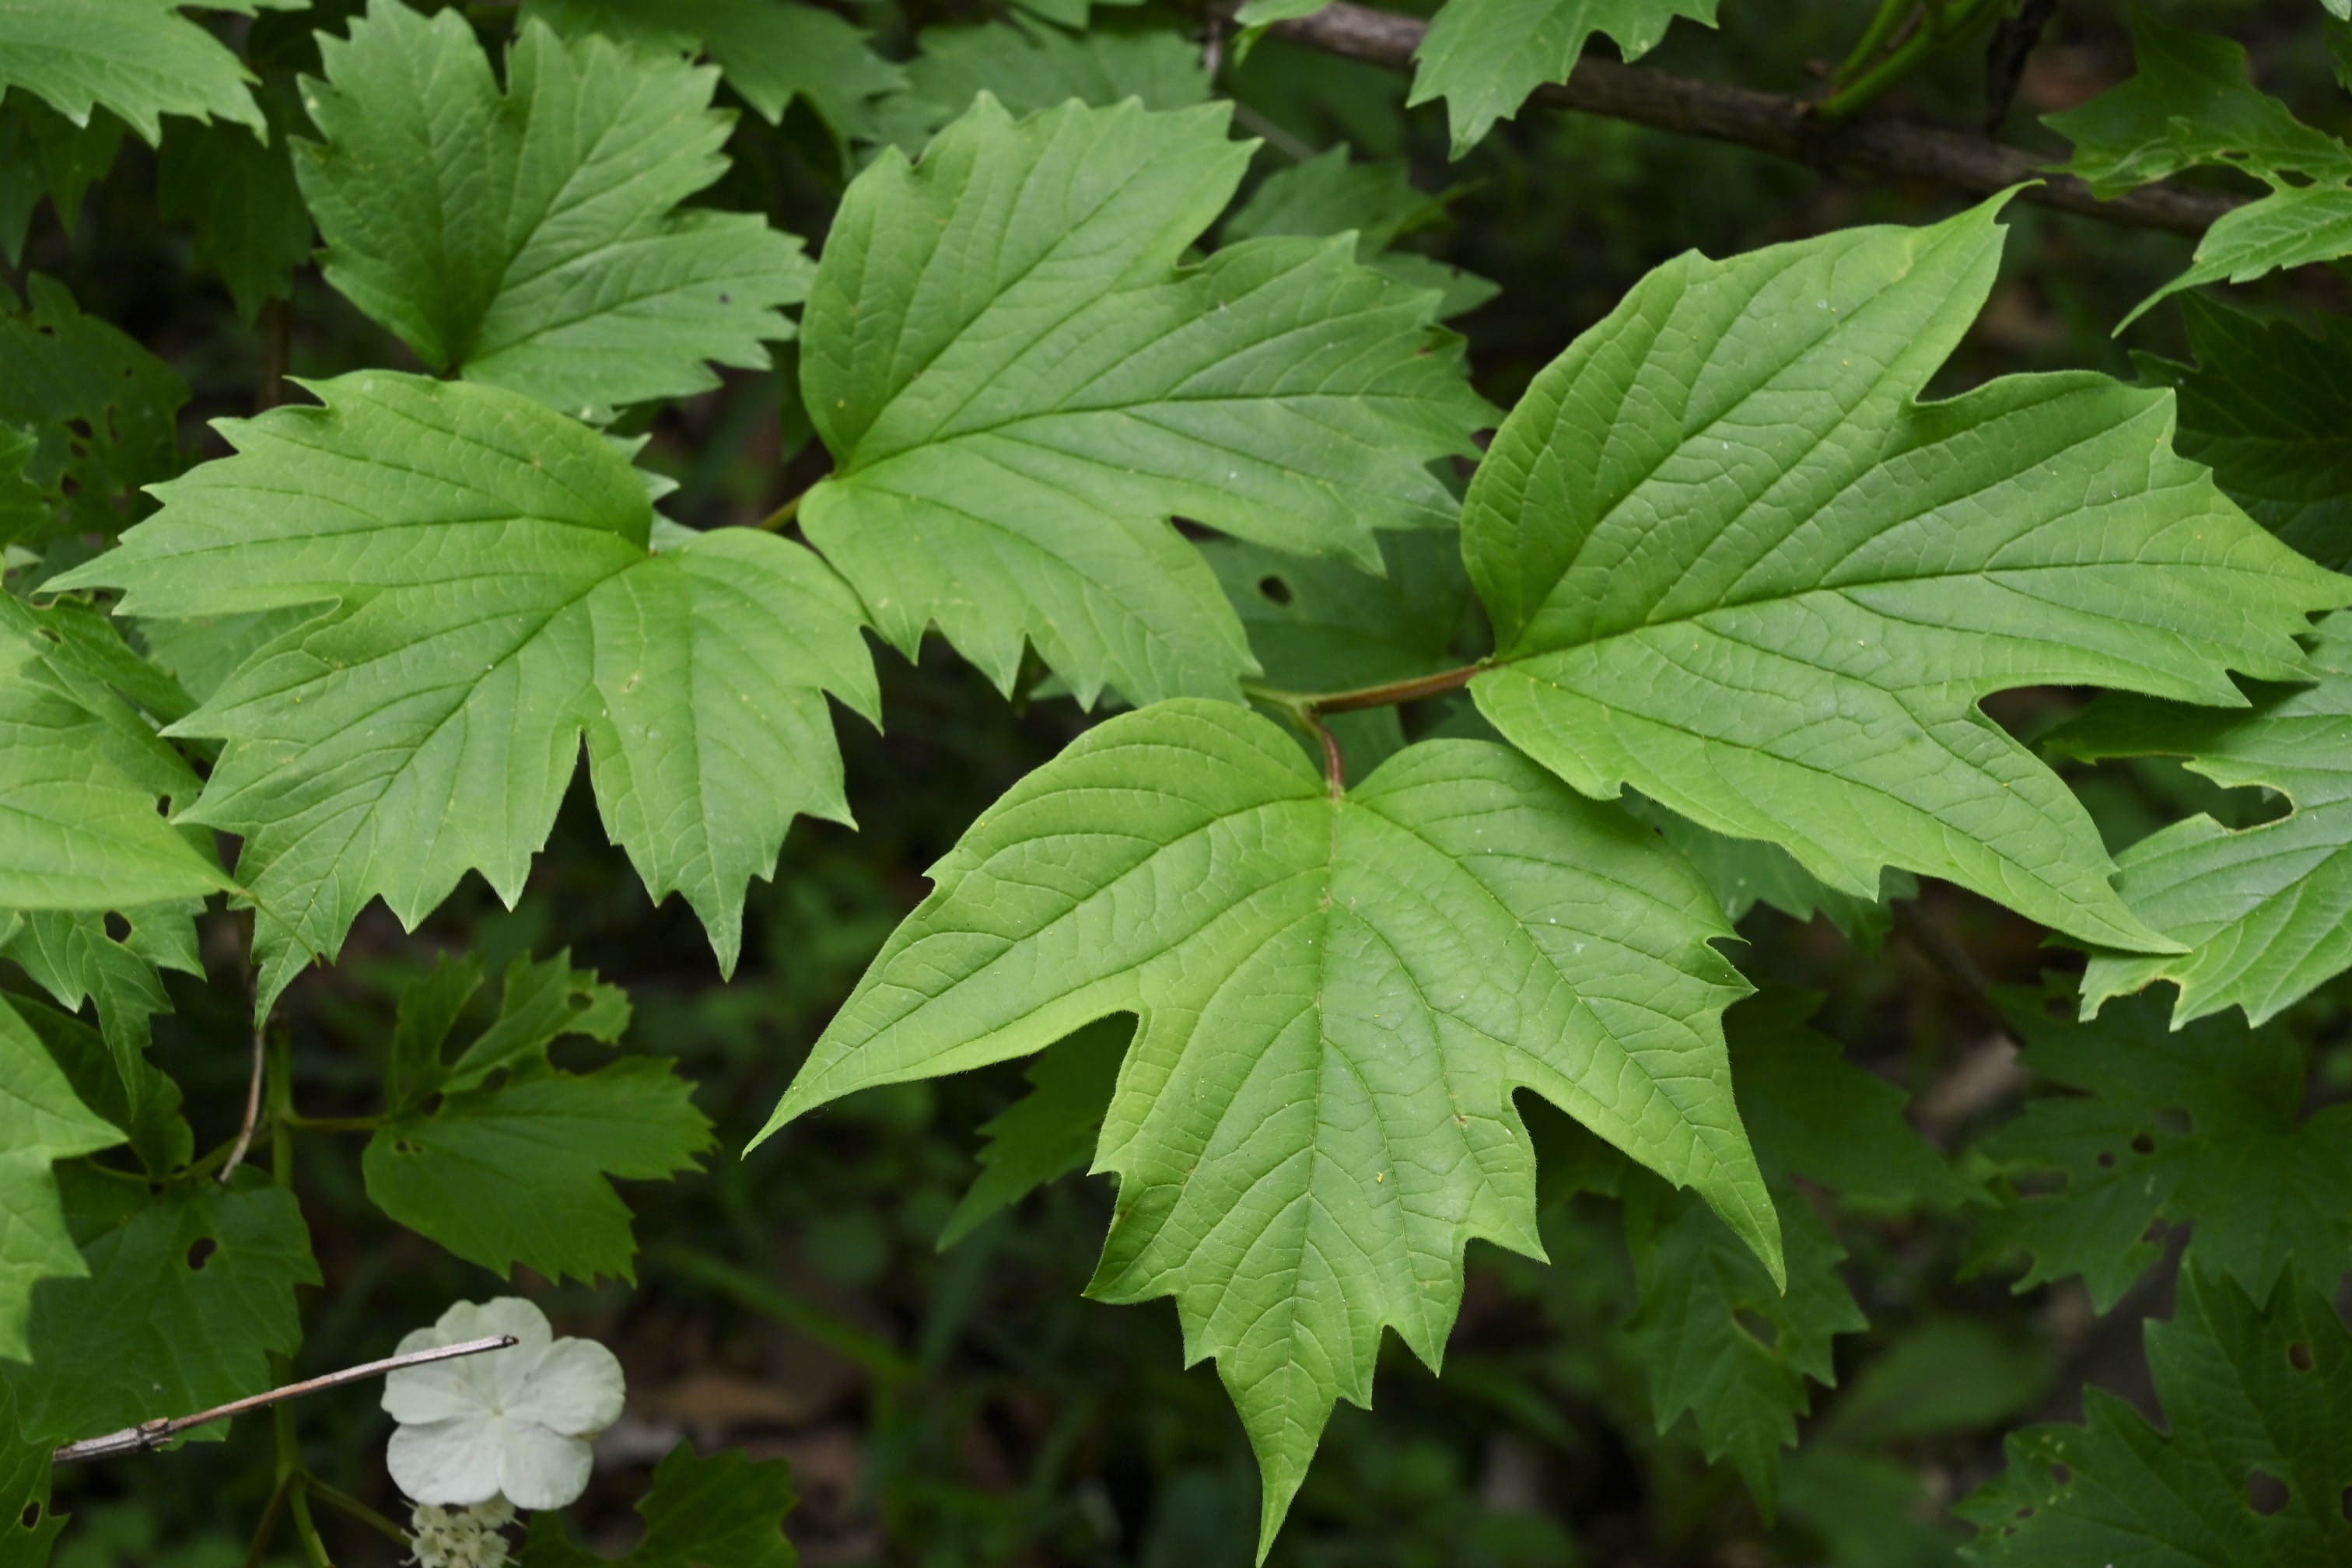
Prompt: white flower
<box><xmin>408</xmin><ymin>1499</ymin><xmax>516</xmax><ymax>1568</ymax></box>
<box><xmin>383</xmin><ymin>1298</ymin><xmax>624</xmax><ymax>1511</ymax></box>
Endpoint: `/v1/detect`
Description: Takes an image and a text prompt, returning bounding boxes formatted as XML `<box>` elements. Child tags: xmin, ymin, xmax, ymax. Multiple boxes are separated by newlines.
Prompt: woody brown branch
<box><xmin>1259</xmin><ymin>2</ymin><xmax>2237</xmax><ymax>238</ymax></box>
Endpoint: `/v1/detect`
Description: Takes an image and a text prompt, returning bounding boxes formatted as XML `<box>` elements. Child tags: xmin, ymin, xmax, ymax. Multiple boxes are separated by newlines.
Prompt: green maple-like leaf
<box><xmin>523</xmin><ymin>0</ymin><xmax>905</xmax><ymax>148</ymax></box>
<box><xmin>866</xmin><ymin>21</ymin><xmax>1209</xmax><ymax>156</ymax></box>
<box><xmin>2</xmin><ymin>903</ymin><xmax>204</xmax><ymax>1061</ymax></box>
<box><xmin>800</xmin><ymin>96</ymin><xmax>1493</xmax><ymax>707</ymax></box>
<box><xmin>294</xmin><ymin>0</ymin><xmax>813</xmax><ymax>418</ymax></box>
<box><xmin>4</xmin><ymin>1171</ymin><xmax>318</xmax><ymax>1446</ymax></box>
<box><xmin>2134</xmin><ymin>299</ymin><xmax>2352</xmax><ymax>574</ymax></box>
<box><xmin>938</xmin><ymin>1016</ymin><xmax>1129</xmax><ymax>1249</ymax></box>
<box><xmin>520</xmin><ymin>1440</ymin><xmax>796</xmax><ymax>1566</ymax></box>
<box><xmin>1462</xmin><ymin>196</ymin><xmax>2346</xmax><ymax>953</ymax></box>
<box><xmin>0</xmin><ymin>98</ymin><xmax>123</xmax><ymax>265</ymax></box>
<box><xmin>0</xmin><ymin>275</ymin><xmax>187</xmax><ymax>546</ymax></box>
<box><xmin>51</xmin><ymin>373</ymin><xmax>878</xmax><ymax>1010</ymax></box>
<box><xmin>1975</xmin><ymin>989</ymin><xmax>2352</xmax><ymax>1311</ymax></box>
<box><xmin>2046</xmin><ymin>16</ymin><xmax>2352</xmax><ymax>331</ymax></box>
<box><xmin>9</xmin><ymin>988</ymin><xmax>191</xmax><ymax>1185</ymax></box>
<box><xmin>156</xmin><ymin>79</ymin><xmax>313</xmax><ymax>324</ymax></box>
<box><xmin>2051</xmin><ymin>612</ymin><xmax>2352</xmax><ymax>1027</ymax></box>
<box><xmin>760</xmin><ymin>699</ymin><xmax>1776</xmax><ymax>1555</ymax></box>
<box><xmin>1221</xmin><ymin>146</ymin><xmax>1497</xmax><ymax>321</ymax></box>
<box><xmin>0</xmin><ymin>1</ymin><xmax>272</xmax><ymax>146</ymax></box>
<box><xmin>363</xmin><ymin>950</ymin><xmax>708</xmax><ymax>1283</ymax></box>
<box><xmin>1409</xmin><ymin>0</ymin><xmax>1720</xmax><ymax>157</ymax></box>
<box><xmin>1963</xmin><ymin>1264</ymin><xmax>2352</xmax><ymax>1566</ymax></box>
<box><xmin>0</xmin><ymin>996</ymin><xmax>121</xmax><ymax>1363</ymax></box>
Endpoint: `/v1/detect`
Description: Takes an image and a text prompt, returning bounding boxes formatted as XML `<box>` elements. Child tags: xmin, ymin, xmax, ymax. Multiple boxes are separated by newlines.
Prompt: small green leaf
<box><xmin>1463</xmin><ymin>196</ymin><xmax>2347</xmax><ymax>953</ymax></box>
<box><xmin>1621</xmin><ymin>796</ymin><xmax>1918</xmax><ymax>952</ymax></box>
<box><xmin>1976</xmin><ymin>989</ymin><xmax>2352</xmax><ymax>1311</ymax></box>
<box><xmin>0</xmin><ymin>275</ymin><xmax>188</xmax><ymax>546</ymax></box>
<box><xmin>363</xmin><ymin>952</ymin><xmax>705</xmax><ymax>1284</ymax></box>
<box><xmin>294</xmin><ymin>0</ymin><xmax>812</xmax><ymax>418</ymax></box>
<box><xmin>1963</xmin><ymin>1264</ymin><xmax>2352</xmax><ymax>1566</ymax></box>
<box><xmin>522</xmin><ymin>0</ymin><xmax>905</xmax><ymax>147</ymax></box>
<box><xmin>0</xmin><ymin>996</ymin><xmax>121</xmax><ymax>1363</ymax></box>
<box><xmin>2053</xmin><ymin>612</ymin><xmax>2352</xmax><ymax>1027</ymax></box>
<box><xmin>2</xmin><ymin>902</ymin><xmax>205</xmax><ymax>1061</ymax></box>
<box><xmin>1625</xmin><ymin>1174</ymin><xmax>1864</xmax><ymax>1513</ymax></box>
<box><xmin>519</xmin><ymin>1440</ymin><xmax>797</xmax><ymax>1567</ymax></box>
<box><xmin>54</xmin><ymin>373</ymin><xmax>877</xmax><ymax>1007</ymax></box>
<box><xmin>4</xmin><ymin>1173</ymin><xmax>318</xmax><ymax>1446</ymax></box>
<box><xmin>2135</xmin><ymin>298</ymin><xmax>2352</xmax><ymax>573</ymax></box>
<box><xmin>866</xmin><ymin>21</ymin><xmax>1209</xmax><ymax>155</ymax></box>
<box><xmin>938</xmin><ymin>1016</ymin><xmax>1128</xmax><ymax>1248</ymax></box>
<box><xmin>801</xmin><ymin>96</ymin><xmax>1492</xmax><ymax>706</ymax></box>
<box><xmin>1221</xmin><ymin>146</ymin><xmax>1496</xmax><ymax>320</ymax></box>
<box><xmin>1409</xmin><ymin>0</ymin><xmax>1719</xmax><ymax>156</ymax></box>
<box><xmin>0</xmin><ymin>626</ymin><xmax>224</xmax><ymax>915</ymax></box>
<box><xmin>0</xmin><ymin>1</ymin><xmax>267</xmax><ymax>146</ymax></box>
<box><xmin>761</xmin><ymin>699</ymin><xmax>1775</xmax><ymax>1554</ymax></box>
<box><xmin>5</xmin><ymin>989</ymin><xmax>189</xmax><ymax>1181</ymax></box>
<box><xmin>156</xmin><ymin>80</ymin><xmax>313</xmax><ymax>324</ymax></box>
<box><xmin>0</xmin><ymin>99</ymin><xmax>123</xmax><ymax>265</ymax></box>
<box><xmin>2043</xmin><ymin>17</ymin><xmax>2352</xmax><ymax>331</ymax></box>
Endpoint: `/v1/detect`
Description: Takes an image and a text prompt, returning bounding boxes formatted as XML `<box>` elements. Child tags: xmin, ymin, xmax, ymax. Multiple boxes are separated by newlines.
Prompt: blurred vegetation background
<box><xmin>24</xmin><ymin>1</ymin><xmax>2352</xmax><ymax>1563</ymax></box>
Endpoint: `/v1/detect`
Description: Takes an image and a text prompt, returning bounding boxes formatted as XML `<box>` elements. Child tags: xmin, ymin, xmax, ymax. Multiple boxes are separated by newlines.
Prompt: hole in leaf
<box><xmin>35</xmin><ymin>627</ymin><xmax>62</xmax><ymax>645</ymax></box>
<box><xmin>569</xmin><ymin>992</ymin><xmax>593</xmax><ymax>1013</ymax></box>
<box><xmin>2096</xmin><ymin>1151</ymin><xmax>2116</xmax><ymax>1168</ymax></box>
<box><xmin>2154</xmin><ymin>1106</ymin><xmax>2191</xmax><ymax>1136</ymax></box>
<box><xmin>185</xmin><ymin>1237</ymin><xmax>216</xmax><ymax>1271</ymax></box>
<box><xmin>718</xmin><ymin>291</ymin><xmax>731</xmax><ymax>304</ymax></box>
<box><xmin>2049</xmin><ymin>1463</ymin><xmax>2073</xmax><ymax>1486</ymax></box>
<box><xmin>1257</xmin><ymin>576</ymin><xmax>1293</xmax><ymax>606</ymax></box>
<box><xmin>1731</xmin><ymin>1307</ymin><xmax>1780</xmax><ymax>1351</ymax></box>
<box><xmin>394</xmin><ymin>1139</ymin><xmax>420</xmax><ymax>1155</ymax></box>
<box><xmin>2341</xmin><ymin>1486</ymin><xmax>2350</xmax><ymax>1523</ymax></box>
<box><xmin>2130</xmin><ymin>1132</ymin><xmax>2156</xmax><ymax>1156</ymax></box>
<box><xmin>21</xmin><ymin>1502</ymin><xmax>39</xmax><ymax>1529</ymax></box>
<box><xmin>103</xmin><ymin>911</ymin><xmax>131</xmax><ymax>942</ymax></box>
<box><xmin>2248</xmin><ymin>1469</ymin><xmax>2289</xmax><ymax>1516</ymax></box>
<box><xmin>2289</xmin><ymin>1342</ymin><xmax>2315</xmax><ymax>1373</ymax></box>
<box><xmin>2014</xmin><ymin>1505</ymin><xmax>2035</xmax><ymax>1520</ymax></box>
<box><xmin>65</xmin><ymin>418</ymin><xmax>92</xmax><ymax>443</ymax></box>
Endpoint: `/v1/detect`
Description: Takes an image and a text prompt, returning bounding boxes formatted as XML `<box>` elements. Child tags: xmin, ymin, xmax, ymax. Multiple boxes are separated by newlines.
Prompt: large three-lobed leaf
<box><xmin>54</xmin><ymin>373</ymin><xmax>877</xmax><ymax>1010</ymax></box>
<box><xmin>296</xmin><ymin>0</ymin><xmax>813</xmax><ymax>419</ymax></box>
<box><xmin>1410</xmin><ymin>0</ymin><xmax>1719</xmax><ymax>158</ymax></box>
<box><xmin>1465</xmin><ymin>197</ymin><xmax>2347</xmax><ymax>953</ymax></box>
<box><xmin>798</xmin><ymin>96</ymin><xmax>1493</xmax><ymax>708</ymax></box>
<box><xmin>761</xmin><ymin>700</ymin><xmax>1774</xmax><ymax>1552</ymax></box>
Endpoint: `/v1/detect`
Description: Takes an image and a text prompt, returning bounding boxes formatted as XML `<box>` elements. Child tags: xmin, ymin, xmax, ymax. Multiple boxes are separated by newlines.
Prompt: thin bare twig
<box><xmin>1258</xmin><ymin>2</ymin><xmax>2238</xmax><ymax>238</ymax></box>
<box><xmin>219</xmin><ymin>967</ymin><xmax>267</xmax><ymax>1184</ymax></box>
<box><xmin>53</xmin><ymin>1334</ymin><xmax>518</xmax><ymax>1464</ymax></box>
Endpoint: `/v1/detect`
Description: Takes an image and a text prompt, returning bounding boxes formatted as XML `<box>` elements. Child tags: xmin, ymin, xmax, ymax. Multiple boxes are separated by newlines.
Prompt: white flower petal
<box><xmin>388</xmin><ymin>1417</ymin><xmax>506</xmax><ymax>1507</ymax></box>
<box><xmin>382</xmin><ymin>1356</ymin><xmax>485</xmax><ymax>1425</ymax></box>
<box><xmin>495</xmin><ymin>1421</ymin><xmax>595</xmax><ymax>1510</ymax></box>
<box><xmin>503</xmin><ymin>1338</ymin><xmax>625</xmax><ymax>1436</ymax></box>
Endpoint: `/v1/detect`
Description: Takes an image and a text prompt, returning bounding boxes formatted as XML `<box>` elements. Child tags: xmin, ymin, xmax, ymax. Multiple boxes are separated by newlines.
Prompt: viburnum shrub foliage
<box><xmin>6</xmin><ymin>0</ymin><xmax>2352</xmax><ymax>1563</ymax></box>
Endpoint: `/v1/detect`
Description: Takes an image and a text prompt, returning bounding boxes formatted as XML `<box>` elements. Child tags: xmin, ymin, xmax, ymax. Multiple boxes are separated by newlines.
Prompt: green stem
<box><xmin>301</xmin><ymin>1477</ymin><xmax>409</xmax><ymax>1550</ymax></box>
<box><xmin>243</xmin><ymin>1468</ymin><xmax>296</xmax><ymax>1568</ymax></box>
<box><xmin>1830</xmin><ymin>0</ymin><xmax>1915</xmax><ymax>86</ymax></box>
<box><xmin>285</xmin><ymin>1487</ymin><xmax>333</xmax><ymax>1568</ymax></box>
<box><xmin>751</xmin><ymin>489</ymin><xmax>806</xmax><ymax>533</ymax></box>
<box><xmin>277</xmin><ymin>1113</ymin><xmax>383</xmax><ymax>1134</ymax></box>
<box><xmin>1242</xmin><ymin>661</ymin><xmax>1483</xmax><ymax>719</ymax></box>
<box><xmin>1815</xmin><ymin>0</ymin><xmax>2001</xmax><ymax>122</ymax></box>
<box><xmin>264</xmin><ymin>1025</ymin><xmax>331</xmax><ymax>1567</ymax></box>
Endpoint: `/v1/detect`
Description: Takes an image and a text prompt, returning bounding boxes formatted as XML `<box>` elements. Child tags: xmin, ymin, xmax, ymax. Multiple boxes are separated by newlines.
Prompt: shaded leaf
<box><xmin>0</xmin><ymin>996</ymin><xmax>121</xmax><ymax>1363</ymax></box>
<box><xmin>522</xmin><ymin>0</ymin><xmax>903</xmax><ymax>147</ymax></box>
<box><xmin>156</xmin><ymin>79</ymin><xmax>313</xmax><ymax>324</ymax></box>
<box><xmin>1976</xmin><ymin>988</ymin><xmax>2352</xmax><ymax>1311</ymax></box>
<box><xmin>1221</xmin><ymin>146</ymin><xmax>1496</xmax><ymax>320</ymax></box>
<box><xmin>0</xmin><ymin>275</ymin><xmax>187</xmax><ymax>546</ymax></box>
<box><xmin>938</xmin><ymin>1016</ymin><xmax>1128</xmax><ymax>1248</ymax></box>
<box><xmin>0</xmin><ymin>1</ymin><xmax>267</xmax><ymax>145</ymax></box>
<box><xmin>520</xmin><ymin>1440</ymin><xmax>796</xmax><ymax>1567</ymax></box>
<box><xmin>1463</xmin><ymin>196</ymin><xmax>2345</xmax><ymax>953</ymax></box>
<box><xmin>866</xmin><ymin>21</ymin><xmax>1209</xmax><ymax>155</ymax></box>
<box><xmin>0</xmin><ymin>99</ymin><xmax>123</xmax><ymax>266</ymax></box>
<box><xmin>4</xmin><ymin>1173</ymin><xmax>317</xmax><ymax>1446</ymax></box>
<box><xmin>1962</xmin><ymin>1264</ymin><xmax>2352</xmax><ymax>1566</ymax></box>
<box><xmin>761</xmin><ymin>700</ymin><xmax>1776</xmax><ymax>1554</ymax></box>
